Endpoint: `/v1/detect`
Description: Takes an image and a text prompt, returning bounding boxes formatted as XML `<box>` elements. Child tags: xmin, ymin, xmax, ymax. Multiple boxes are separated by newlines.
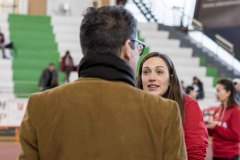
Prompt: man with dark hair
<box><xmin>18</xmin><ymin>6</ymin><xmax>186</xmax><ymax>160</ymax></box>
<box><xmin>38</xmin><ymin>63</ymin><xmax>58</xmax><ymax>91</ymax></box>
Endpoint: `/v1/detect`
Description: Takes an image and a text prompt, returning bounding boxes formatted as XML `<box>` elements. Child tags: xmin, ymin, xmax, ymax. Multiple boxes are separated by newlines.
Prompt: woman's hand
<box><xmin>206</xmin><ymin>121</ymin><xmax>218</xmax><ymax>129</ymax></box>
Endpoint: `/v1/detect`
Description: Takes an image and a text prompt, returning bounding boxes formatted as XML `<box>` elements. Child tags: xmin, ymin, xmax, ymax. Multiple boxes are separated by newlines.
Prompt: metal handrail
<box><xmin>215</xmin><ymin>34</ymin><xmax>234</xmax><ymax>54</ymax></box>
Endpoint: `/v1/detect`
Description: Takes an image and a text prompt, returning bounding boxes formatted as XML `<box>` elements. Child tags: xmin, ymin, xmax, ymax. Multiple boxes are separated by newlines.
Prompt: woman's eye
<box><xmin>142</xmin><ymin>70</ymin><xmax>150</xmax><ymax>75</ymax></box>
<box><xmin>156</xmin><ymin>70</ymin><xmax>163</xmax><ymax>74</ymax></box>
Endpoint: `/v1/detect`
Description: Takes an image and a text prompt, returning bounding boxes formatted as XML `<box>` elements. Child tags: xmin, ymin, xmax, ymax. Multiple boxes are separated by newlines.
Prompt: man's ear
<box><xmin>120</xmin><ymin>39</ymin><xmax>132</xmax><ymax>62</ymax></box>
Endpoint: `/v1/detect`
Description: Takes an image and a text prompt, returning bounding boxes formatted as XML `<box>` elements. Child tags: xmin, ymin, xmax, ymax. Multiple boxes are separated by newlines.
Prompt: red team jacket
<box><xmin>183</xmin><ymin>95</ymin><xmax>208</xmax><ymax>160</ymax></box>
<box><xmin>208</xmin><ymin>104</ymin><xmax>240</xmax><ymax>158</ymax></box>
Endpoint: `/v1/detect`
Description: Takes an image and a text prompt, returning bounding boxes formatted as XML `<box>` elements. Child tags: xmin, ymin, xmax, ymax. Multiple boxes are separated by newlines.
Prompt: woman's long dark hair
<box><xmin>217</xmin><ymin>79</ymin><xmax>238</xmax><ymax>107</ymax></box>
<box><xmin>136</xmin><ymin>52</ymin><xmax>184</xmax><ymax>120</ymax></box>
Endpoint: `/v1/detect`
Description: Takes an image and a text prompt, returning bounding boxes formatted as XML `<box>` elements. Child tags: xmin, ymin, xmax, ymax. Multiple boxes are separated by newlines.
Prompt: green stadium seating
<box><xmin>9</xmin><ymin>14</ymin><xmax>64</xmax><ymax>98</ymax></box>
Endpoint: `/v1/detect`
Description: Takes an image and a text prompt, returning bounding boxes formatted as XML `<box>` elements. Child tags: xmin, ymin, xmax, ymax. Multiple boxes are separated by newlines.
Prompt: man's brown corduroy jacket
<box><xmin>18</xmin><ymin>78</ymin><xmax>187</xmax><ymax>160</ymax></box>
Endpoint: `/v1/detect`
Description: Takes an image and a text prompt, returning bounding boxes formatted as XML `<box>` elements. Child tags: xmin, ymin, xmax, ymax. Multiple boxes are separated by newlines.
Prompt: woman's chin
<box><xmin>147</xmin><ymin>90</ymin><xmax>161</xmax><ymax>96</ymax></box>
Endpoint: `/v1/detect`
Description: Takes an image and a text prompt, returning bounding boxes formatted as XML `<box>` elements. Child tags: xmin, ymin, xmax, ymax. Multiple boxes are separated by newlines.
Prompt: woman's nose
<box><xmin>148</xmin><ymin>73</ymin><xmax>156</xmax><ymax>81</ymax></box>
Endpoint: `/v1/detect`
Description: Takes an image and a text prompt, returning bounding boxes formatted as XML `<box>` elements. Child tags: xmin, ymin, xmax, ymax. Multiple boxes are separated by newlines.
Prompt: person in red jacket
<box><xmin>136</xmin><ymin>52</ymin><xmax>208</xmax><ymax>160</ymax></box>
<box><xmin>61</xmin><ymin>50</ymin><xmax>75</xmax><ymax>82</ymax></box>
<box><xmin>206</xmin><ymin>79</ymin><xmax>240</xmax><ymax>160</ymax></box>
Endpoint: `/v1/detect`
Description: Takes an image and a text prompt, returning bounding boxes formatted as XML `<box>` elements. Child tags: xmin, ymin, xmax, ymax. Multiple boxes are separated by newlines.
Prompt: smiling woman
<box><xmin>136</xmin><ymin>52</ymin><xmax>208</xmax><ymax>160</ymax></box>
<box><xmin>137</xmin><ymin>52</ymin><xmax>184</xmax><ymax>116</ymax></box>
<box><xmin>141</xmin><ymin>56</ymin><xmax>170</xmax><ymax>95</ymax></box>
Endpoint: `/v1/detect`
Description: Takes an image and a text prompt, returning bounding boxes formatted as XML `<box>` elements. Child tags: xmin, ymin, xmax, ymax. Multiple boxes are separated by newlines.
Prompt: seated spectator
<box><xmin>116</xmin><ymin>0</ymin><xmax>127</xmax><ymax>6</ymax></box>
<box><xmin>93</xmin><ymin>0</ymin><xmax>99</xmax><ymax>8</ymax></box>
<box><xmin>39</xmin><ymin>63</ymin><xmax>58</xmax><ymax>91</ymax></box>
<box><xmin>233</xmin><ymin>78</ymin><xmax>240</xmax><ymax>103</ymax></box>
<box><xmin>61</xmin><ymin>50</ymin><xmax>75</xmax><ymax>82</ymax></box>
<box><xmin>0</xmin><ymin>30</ymin><xmax>6</xmax><ymax>59</ymax></box>
<box><xmin>0</xmin><ymin>29</ymin><xmax>16</xmax><ymax>59</ymax></box>
<box><xmin>193</xmin><ymin>76</ymin><xmax>205</xmax><ymax>100</ymax></box>
<box><xmin>185</xmin><ymin>85</ymin><xmax>196</xmax><ymax>99</ymax></box>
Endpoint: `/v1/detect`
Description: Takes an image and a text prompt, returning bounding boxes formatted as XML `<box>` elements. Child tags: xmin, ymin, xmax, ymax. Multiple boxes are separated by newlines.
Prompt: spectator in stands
<box><xmin>61</xmin><ymin>50</ymin><xmax>75</xmax><ymax>82</ymax></box>
<box><xmin>136</xmin><ymin>52</ymin><xmax>208</xmax><ymax>160</ymax></box>
<box><xmin>0</xmin><ymin>28</ymin><xmax>16</xmax><ymax>59</ymax></box>
<box><xmin>206</xmin><ymin>79</ymin><xmax>240</xmax><ymax>160</ymax></box>
<box><xmin>93</xmin><ymin>0</ymin><xmax>99</xmax><ymax>9</ymax></box>
<box><xmin>116</xmin><ymin>0</ymin><xmax>127</xmax><ymax>6</ymax></box>
<box><xmin>0</xmin><ymin>29</ymin><xmax>6</xmax><ymax>59</ymax></box>
<box><xmin>18</xmin><ymin>6</ymin><xmax>187</xmax><ymax>160</ymax></box>
<box><xmin>38</xmin><ymin>63</ymin><xmax>58</xmax><ymax>91</ymax></box>
<box><xmin>233</xmin><ymin>78</ymin><xmax>240</xmax><ymax>103</ymax></box>
<box><xmin>193</xmin><ymin>76</ymin><xmax>205</xmax><ymax>100</ymax></box>
<box><xmin>181</xmin><ymin>80</ymin><xmax>185</xmax><ymax>90</ymax></box>
<box><xmin>185</xmin><ymin>85</ymin><xmax>196</xmax><ymax>99</ymax></box>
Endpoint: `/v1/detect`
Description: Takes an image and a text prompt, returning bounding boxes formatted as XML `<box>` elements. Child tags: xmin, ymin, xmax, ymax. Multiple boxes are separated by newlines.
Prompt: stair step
<box><xmin>141</xmin><ymin>31</ymin><xmax>169</xmax><ymax>39</ymax></box>
<box><xmin>145</xmin><ymin>39</ymin><xmax>181</xmax><ymax>47</ymax></box>
<box><xmin>51</xmin><ymin>16</ymin><xmax>82</xmax><ymax>26</ymax></box>
<box><xmin>138</xmin><ymin>23</ymin><xmax>158</xmax><ymax>30</ymax></box>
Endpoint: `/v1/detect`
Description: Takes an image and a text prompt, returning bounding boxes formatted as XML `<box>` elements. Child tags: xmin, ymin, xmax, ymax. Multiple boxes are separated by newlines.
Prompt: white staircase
<box><xmin>138</xmin><ymin>23</ymin><xmax>218</xmax><ymax>109</ymax></box>
<box><xmin>51</xmin><ymin>16</ymin><xmax>82</xmax><ymax>81</ymax></box>
<box><xmin>0</xmin><ymin>13</ymin><xmax>14</xmax><ymax>98</ymax></box>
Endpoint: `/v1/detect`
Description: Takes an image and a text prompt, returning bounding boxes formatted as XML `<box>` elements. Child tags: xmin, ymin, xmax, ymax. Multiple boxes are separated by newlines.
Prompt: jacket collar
<box><xmin>78</xmin><ymin>53</ymin><xmax>135</xmax><ymax>86</ymax></box>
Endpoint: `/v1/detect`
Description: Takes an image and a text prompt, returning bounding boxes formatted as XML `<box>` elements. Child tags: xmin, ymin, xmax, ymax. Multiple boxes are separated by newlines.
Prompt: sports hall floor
<box><xmin>0</xmin><ymin>141</ymin><xmax>213</xmax><ymax>160</ymax></box>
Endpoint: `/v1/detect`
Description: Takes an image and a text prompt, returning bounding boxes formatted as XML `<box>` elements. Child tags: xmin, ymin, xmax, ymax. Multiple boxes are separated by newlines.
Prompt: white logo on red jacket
<box><xmin>222</xmin><ymin>122</ymin><xmax>227</xmax><ymax>128</ymax></box>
